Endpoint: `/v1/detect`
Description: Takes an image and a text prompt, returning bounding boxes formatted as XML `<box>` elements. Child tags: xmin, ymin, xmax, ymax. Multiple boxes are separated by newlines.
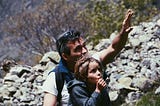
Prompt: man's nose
<box><xmin>81</xmin><ymin>47</ymin><xmax>88</xmax><ymax>55</ymax></box>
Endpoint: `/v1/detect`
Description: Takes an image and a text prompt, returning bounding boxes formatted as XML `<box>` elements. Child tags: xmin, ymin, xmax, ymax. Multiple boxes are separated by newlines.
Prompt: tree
<box><xmin>78</xmin><ymin>0</ymin><xmax>159</xmax><ymax>45</ymax></box>
<box><xmin>2</xmin><ymin>0</ymin><xmax>88</xmax><ymax>55</ymax></box>
<box><xmin>2</xmin><ymin>0</ymin><xmax>159</xmax><ymax>64</ymax></box>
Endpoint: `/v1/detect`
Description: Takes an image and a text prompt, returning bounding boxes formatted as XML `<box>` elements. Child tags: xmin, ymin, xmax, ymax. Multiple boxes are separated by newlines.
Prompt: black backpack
<box><xmin>48</xmin><ymin>66</ymin><xmax>64</xmax><ymax>106</ymax></box>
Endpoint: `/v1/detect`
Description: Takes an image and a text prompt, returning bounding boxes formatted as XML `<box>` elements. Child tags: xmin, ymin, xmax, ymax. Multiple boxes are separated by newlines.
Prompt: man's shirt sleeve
<box><xmin>42</xmin><ymin>72</ymin><xmax>58</xmax><ymax>96</ymax></box>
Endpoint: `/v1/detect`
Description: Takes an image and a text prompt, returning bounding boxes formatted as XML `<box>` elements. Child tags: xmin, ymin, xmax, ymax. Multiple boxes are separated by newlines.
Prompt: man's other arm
<box><xmin>43</xmin><ymin>92</ymin><xmax>57</xmax><ymax>106</ymax></box>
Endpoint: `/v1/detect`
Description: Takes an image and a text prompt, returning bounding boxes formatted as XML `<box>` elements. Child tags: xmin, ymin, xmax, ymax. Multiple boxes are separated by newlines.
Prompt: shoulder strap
<box><xmin>49</xmin><ymin>66</ymin><xmax>64</xmax><ymax>105</ymax></box>
<box><xmin>55</xmin><ymin>68</ymin><xmax>64</xmax><ymax>105</ymax></box>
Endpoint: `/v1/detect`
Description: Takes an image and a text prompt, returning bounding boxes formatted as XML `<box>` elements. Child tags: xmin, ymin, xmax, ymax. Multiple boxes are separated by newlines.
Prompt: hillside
<box><xmin>0</xmin><ymin>0</ymin><xmax>160</xmax><ymax>66</ymax></box>
<box><xmin>0</xmin><ymin>19</ymin><xmax>160</xmax><ymax>105</ymax></box>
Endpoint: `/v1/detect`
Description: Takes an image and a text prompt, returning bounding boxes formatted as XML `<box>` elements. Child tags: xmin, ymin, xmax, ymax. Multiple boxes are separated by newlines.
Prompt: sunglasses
<box><xmin>58</xmin><ymin>30</ymin><xmax>81</xmax><ymax>40</ymax></box>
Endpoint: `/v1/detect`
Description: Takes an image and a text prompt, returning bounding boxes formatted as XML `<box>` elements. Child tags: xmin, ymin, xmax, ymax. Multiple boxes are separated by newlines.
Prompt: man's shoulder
<box><xmin>50</xmin><ymin>65</ymin><xmax>59</xmax><ymax>72</ymax></box>
<box><xmin>47</xmin><ymin>65</ymin><xmax>61</xmax><ymax>75</ymax></box>
<box><xmin>46</xmin><ymin>70</ymin><xmax>56</xmax><ymax>80</ymax></box>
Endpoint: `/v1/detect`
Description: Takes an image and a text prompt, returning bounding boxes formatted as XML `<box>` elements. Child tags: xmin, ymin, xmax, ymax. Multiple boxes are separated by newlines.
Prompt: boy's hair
<box><xmin>56</xmin><ymin>29</ymin><xmax>82</xmax><ymax>57</ymax></box>
<box><xmin>74</xmin><ymin>55</ymin><xmax>102</xmax><ymax>82</ymax></box>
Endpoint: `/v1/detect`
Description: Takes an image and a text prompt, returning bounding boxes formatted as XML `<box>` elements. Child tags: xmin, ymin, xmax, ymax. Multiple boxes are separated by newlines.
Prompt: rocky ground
<box><xmin>0</xmin><ymin>19</ymin><xmax>160</xmax><ymax>106</ymax></box>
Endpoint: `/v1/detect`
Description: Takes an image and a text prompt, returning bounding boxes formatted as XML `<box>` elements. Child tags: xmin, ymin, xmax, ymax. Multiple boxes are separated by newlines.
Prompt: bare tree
<box><xmin>2</xmin><ymin>0</ymin><xmax>90</xmax><ymax>56</ymax></box>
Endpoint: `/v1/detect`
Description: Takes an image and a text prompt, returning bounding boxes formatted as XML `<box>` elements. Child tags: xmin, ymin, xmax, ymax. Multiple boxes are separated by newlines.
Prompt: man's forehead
<box><xmin>67</xmin><ymin>37</ymin><xmax>85</xmax><ymax>44</ymax></box>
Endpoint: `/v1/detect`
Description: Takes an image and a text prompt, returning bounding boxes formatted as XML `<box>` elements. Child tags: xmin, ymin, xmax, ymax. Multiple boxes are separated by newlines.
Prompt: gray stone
<box><xmin>155</xmin><ymin>86</ymin><xmax>160</xmax><ymax>94</ymax></box>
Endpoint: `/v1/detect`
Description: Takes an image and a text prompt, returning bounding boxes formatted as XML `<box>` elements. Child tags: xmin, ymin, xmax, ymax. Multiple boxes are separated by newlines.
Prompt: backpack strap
<box><xmin>48</xmin><ymin>66</ymin><xmax>64</xmax><ymax>106</ymax></box>
<box><xmin>55</xmin><ymin>69</ymin><xmax>64</xmax><ymax>106</ymax></box>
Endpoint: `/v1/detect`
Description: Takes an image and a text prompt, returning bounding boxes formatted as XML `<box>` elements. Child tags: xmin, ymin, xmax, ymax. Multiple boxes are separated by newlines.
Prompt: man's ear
<box><xmin>62</xmin><ymin>53</ymin><xmax>69</xmax><ymax>61</ymax></box>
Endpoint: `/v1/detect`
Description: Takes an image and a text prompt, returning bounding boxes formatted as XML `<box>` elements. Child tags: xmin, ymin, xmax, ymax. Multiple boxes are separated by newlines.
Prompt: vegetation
<box><xmin>3</xmin><ymin>0</ymin><xmax>88</xmax><ymax>55</ymax></box>
<box><xmin>136</xmin><ymin>91</ymin><xmax>160</xmax><ymax>106</ymax></box>
<box><xmin>2</xmin><ymin>0</ymin><xmax>159</xmax><ymax>63</ymax></box>
<box><xmin>79</xmin><ymin>0</ymin><xmax>159</xmax><ymax>45</ymax></box>
<box><xmin>1</xmin><ymin>0</ymin><xmax>160</xmax><ymax>105</ymax></box>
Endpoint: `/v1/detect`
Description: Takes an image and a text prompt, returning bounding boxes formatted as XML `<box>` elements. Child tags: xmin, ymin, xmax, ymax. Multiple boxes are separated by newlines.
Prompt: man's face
<box><xmin>65</xmin><ymin>37</ymin><xmax>88</xmax><ymax>67</ymax></box>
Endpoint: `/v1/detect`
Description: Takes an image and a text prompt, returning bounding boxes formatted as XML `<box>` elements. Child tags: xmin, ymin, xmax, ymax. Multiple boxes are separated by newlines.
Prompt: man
<box><xmin>43</xmin><ymin>9</ymin><xmax>134</xmax><ymax>106</ymax></box>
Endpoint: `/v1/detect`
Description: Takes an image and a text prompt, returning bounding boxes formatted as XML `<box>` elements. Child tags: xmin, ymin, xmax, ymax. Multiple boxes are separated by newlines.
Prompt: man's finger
<box><xmin>126</xmin><ymin>27</ymin><xmax>133</xmax><ymax>33</ymax></box>
<box><xmin>123</xmin><ymin>9</ymin><xmax>134</xmax><ymax>25</ymax></box>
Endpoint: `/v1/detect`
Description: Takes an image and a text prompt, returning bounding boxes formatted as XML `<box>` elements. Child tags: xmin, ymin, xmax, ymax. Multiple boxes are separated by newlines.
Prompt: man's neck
<box><xmin>66</xmin><ymin>63</ymin><xmax>74</xmax><ymax>73</ymax></box>
<box><xmin>61</xmin><ymin>58</ymin><xmax>74</xmax><ymax>72</ymax></box>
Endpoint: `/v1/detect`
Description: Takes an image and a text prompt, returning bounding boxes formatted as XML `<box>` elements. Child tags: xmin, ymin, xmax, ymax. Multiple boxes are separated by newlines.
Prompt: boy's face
<box><xmin>87</xmin><ymin>61</ymin><xmax>102</xmax><ymax>84</ymax></box>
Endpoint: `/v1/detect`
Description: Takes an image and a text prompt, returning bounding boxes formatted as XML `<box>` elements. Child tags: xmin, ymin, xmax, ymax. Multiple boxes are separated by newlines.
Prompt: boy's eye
<box><xmin>91</xmin><ymin>69</ymin><xmax>97</xmax><ymax>73</ymax></box>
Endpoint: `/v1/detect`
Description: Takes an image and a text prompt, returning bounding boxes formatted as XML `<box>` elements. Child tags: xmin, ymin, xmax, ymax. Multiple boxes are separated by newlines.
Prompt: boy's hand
<box><xmin>95</xmin><ymin>78</ymin><xmax>106</xmax><ymax>93</ymax></box>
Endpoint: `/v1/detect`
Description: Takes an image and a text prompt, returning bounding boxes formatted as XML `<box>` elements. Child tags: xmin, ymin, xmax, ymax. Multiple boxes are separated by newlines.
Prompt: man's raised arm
<box><xmin>99</xmin><ymin>9</ymin><xmax>134</xmax><ymax>66</ymax></box>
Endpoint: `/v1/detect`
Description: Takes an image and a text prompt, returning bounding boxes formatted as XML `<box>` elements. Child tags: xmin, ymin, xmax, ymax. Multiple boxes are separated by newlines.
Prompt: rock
<box><xmin>132</xmin><ymin>77</ymin><xmax>153</xmax><ymax>91</ymax></box>
<box><xmin>0</xmin><ymin>20</ymin><xmax>160</xmax><ymax>105</ymax></box>
<box><xmin>157</xmin><ymin>19</ymin><xmax>160</xmax><ymax>26</ymax></box>
<box><xmin>4</xmin><ymin>74</ymin><xmax>19</xmax><ymax>83</ymax></box>
<box><xmin>118</xmin><ymin>77</ymin><xmax>132</xmax><ymax>88</ymax></box>
<box><xmin>118</xmin><ymin>77</ymin><xmax>138</xmax><ymax>91</ymax></box>
<box><xmin>155</xmin><ymin>86</ymin><xmax>160</xmax><ymax>94</ymax></box>
<box><xmin>39</xmin><ymin>51</ymin><xmax>60</xmax><ymax>64</ymax></box>
<box><xmin>94</xmin><ymin>39</ymin><xmax>111</xmax><ymax>51</ymax></box>
<box><xmin>109</xmin><ymin>91</ymin><xmax>119</xmax><ymax>101</ymax></box>
<box><xmin>125</xmin><ymin>91</ymin><xmax>143</xmax><ymax>103</ymax></box>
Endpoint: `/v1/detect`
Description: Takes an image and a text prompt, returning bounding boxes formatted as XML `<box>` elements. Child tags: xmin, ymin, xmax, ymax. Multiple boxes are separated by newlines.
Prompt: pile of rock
<box><xmin>0</xmin><ymin>52</ymin><xmax>60</xmax><ymax>106</ymax></box>
<box><xmin>100</xmin><ymin>19</ymin><xmax>160</xmax><ymax>105</ymax></box>
<box><xmin>0</xmin><ymin>19</ymin><xmax>159</xmax><ymax>105</ymax></box>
